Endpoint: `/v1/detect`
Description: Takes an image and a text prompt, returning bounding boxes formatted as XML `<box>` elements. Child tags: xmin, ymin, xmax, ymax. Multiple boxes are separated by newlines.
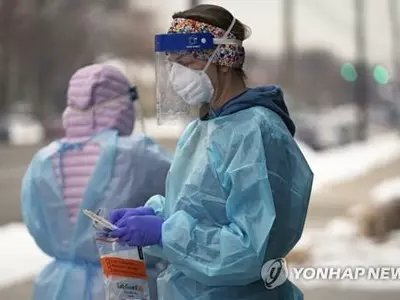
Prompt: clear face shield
<box><xmin>154</xmin><ymin>18</ymin><xmax>244</xmax><ymax>125</ymax></box>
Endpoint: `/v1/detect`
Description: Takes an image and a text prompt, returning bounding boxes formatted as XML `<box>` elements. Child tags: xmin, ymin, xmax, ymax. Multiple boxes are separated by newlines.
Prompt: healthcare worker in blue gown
<box><xmin>21</xmin><ymin>64</ymin><xmax>171</xmax><ymax>300</ymax></box>
<box><xmin>108</xmin><ymin>4</ymin><xmax>313</xmax><ymax>300</ymax></box>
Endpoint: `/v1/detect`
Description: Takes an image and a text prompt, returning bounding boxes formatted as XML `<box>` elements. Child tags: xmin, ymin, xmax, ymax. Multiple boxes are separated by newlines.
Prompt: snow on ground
<box><xmin>293</xmin><ymin>218</ymin><xmax>400</xmax><ymax>290</ymax></box>
<box><xmin>301</xmin><ymin>132</ymin><xmax>400</xmax><ymax>193</ymax></box>
<box><xmin>371</xmin><ymin>177</ymin><xmax>400</xmax><ymax>204</ymax></box>
<box><xmin>0</xmin><ymin>223</ymin><xmax>52</xmax><ymax>289</ymax></box>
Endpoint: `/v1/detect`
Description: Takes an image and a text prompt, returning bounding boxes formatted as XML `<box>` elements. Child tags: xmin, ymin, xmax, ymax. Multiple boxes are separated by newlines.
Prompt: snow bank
<box><xmin>301</xmin><ymin>133</ymin><xmax>400</xmax><ymax>192</ymax></box>
<box><xmin>371</xmin><ymin>177</ymin><xmax>400</xmax><ymax>204</ymax></box>
<box><xmin>0</xmin><ymin>223</ymin><xmax>52</xmax><ymax>289</ymax></box>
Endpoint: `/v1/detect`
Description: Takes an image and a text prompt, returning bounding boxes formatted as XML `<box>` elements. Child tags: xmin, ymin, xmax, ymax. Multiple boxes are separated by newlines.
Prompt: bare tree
<box><xmin>0</xmin><ymin>0</ymin><xmax>157</xmax><ymax>117</ymax></box>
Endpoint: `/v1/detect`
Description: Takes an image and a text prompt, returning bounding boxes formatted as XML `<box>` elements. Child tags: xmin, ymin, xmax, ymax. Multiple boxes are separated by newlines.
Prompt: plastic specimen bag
<box><xmin>84</xmin><ymin>209</ymin><xmax>151</xmax><ymax>300</ymax></box>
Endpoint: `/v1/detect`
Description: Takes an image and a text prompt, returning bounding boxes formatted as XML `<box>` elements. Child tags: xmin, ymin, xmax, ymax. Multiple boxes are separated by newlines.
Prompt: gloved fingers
<box><xmin>125</xmin><ymin>206</ymin><xmax>156</xmax><ymax>216</ymax></box>
<box><xmin>114</xmin><ymin>209</ymin><xmax>155</xmax><ymax>228</ymax></box>
<box><xmin>110</xmin><ymin>227</ymin><xmax>128</xmax><ymax>238</ymax></box>
<box><xmin>117</xmin><ymin>235</ymin><xmax>130</xmax><ymax>243</ymax></box>
<box><xmin>116</xmin><ymin>215</ymin><xmax>134</xmax><ymax>228</ymax></box>
<box><xmin>135</xmin><ymin>206</ymin><xmax>156</xmax><ymax>216</ymax></box>
<box><xmin>119</xmin><ymin>232</ymin><xmax>140</xmax><ymax>245</ymax></box>
<box><xmin>109</xmin><ymin>209</ymin><xmax>128</xmax><ymax>224</ymax></box>
<box><xmin>110</xmin><ymin>215</ymin><xmax>164</xmax><ymax>246</ymax></box>
<box><xmin>109</xmin><ymin>207</ymin><xmax>156</xmax><ymax>225</ymax></box>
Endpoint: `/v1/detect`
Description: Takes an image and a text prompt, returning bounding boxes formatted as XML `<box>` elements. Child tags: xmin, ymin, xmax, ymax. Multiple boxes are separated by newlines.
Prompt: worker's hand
<box><xmin>108</xmin><ymin>207</ymin><xmax>155</xmax><ymax>225</ymax></box>
<box><xmin>110</xmin><ymin>215</ymin><xmax>164</xmax><ymax>247</ymax></box>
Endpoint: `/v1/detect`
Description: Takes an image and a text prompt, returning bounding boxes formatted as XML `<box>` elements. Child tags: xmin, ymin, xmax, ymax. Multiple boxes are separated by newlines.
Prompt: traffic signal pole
<box><xmin>354</xmin><ymin>0</ymin><xmax>368</xmax><ymax>141</ymax></box>
<box><xmin>389</xmin><ymin>0</ymin><xmax>400</xmax><ymax>132</ymax></box>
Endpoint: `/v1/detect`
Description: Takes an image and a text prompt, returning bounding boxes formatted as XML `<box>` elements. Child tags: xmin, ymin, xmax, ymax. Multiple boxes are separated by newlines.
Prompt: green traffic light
<box><xmin>373</xmin><ymin>65</ymin><xmax>390</xmax><ymax>84</ymax></box>
<box><xmin>340</xmin><ymin>63</ymin><xmax>358</xmax><ymax>82</ymax></box>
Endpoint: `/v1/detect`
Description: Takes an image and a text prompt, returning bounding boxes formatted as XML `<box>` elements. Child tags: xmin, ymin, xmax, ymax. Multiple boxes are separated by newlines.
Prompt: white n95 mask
<box><xmin>169</xmin><ymin>62</ymin><xmax>214</xmax><ymax>106</ymax></box>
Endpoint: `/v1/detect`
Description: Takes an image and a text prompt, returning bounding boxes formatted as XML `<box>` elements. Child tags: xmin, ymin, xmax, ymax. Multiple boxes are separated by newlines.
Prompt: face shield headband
<box><xmin>158</xmin><ymin>17</ymin><xmax>246</xmax><ymax>69</ymax></box>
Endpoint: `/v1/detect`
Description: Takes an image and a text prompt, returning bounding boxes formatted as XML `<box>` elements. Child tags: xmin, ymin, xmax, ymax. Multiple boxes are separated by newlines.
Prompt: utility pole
<box><xmin>0</xmin><ymin>0</ymin><xmax>18</xmax><ymax>113</ymax></box>
<box><xmin>354</xmin><ymin>0</ymin><xmax>368</xmax><ymax>140</ymax></box>
<box><xmin>31</xmin><ymin>0</ymin><xmax>43</xmax><ymax>118</ymax></box>
<box><xmin>389</xmin><ymin>0</ymin><xmax>400</xmax><ymax>132</ymax></box>
<box><xmin>281</xmin><ymin>0</ymin><xmax>295</xmax><ymax>87</ymax></box>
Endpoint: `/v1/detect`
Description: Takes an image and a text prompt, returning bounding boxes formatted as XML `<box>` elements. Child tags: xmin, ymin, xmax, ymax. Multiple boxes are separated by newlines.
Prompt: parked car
<box><xmin>8</xmin><ymin>113</ymin><xmax>45</xmax><ymax>145</ymax></box>
<box><xmin>0</xmin><ymin>112</ymin><xmax>45</xmax><ymax>145</ymax></box>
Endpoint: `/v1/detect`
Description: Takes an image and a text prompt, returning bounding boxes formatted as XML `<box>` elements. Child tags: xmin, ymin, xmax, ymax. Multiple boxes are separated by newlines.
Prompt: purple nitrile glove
<box><xmin>108</xmin><ymin>206</ymin><xmax>155</xmax><ymax>225</ymax></box>
<box><xmin>110</xmin><ymin>215</ymin><xmax>164</xmax><ymax>247</ymax></box>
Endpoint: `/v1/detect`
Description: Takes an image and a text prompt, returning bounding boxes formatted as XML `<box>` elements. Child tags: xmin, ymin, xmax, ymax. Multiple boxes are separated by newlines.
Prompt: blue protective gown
<box><xmin>144</xmin><ymin>86</ymin><xmax>313</xmax><ymax>300</ymax></box>
<box><xmin>21</xmin><ymin>130</ymin><xmax>171</xmax><ymax>300</ymax></box>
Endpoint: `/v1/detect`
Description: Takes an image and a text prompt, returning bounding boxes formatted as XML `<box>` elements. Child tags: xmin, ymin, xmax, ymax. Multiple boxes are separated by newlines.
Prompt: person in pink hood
<box><xmin>21</xmin><ymin>64</ymin><xmax>171</xmax><ymax>300</ymax></box>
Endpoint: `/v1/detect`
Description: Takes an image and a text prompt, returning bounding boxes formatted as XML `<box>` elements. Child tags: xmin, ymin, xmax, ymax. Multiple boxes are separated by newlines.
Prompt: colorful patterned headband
<box><xmin>168</xmin><ymin>18</ymin><xmax>245</xmax><ymax>69</ymax></box>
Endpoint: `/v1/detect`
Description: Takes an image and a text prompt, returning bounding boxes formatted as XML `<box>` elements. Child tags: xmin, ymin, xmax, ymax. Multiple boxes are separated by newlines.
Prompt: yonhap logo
<box><xmin>261</xmin><ymin>258</ymin><xmax>289</xmax><ymax>289</ymax></box>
